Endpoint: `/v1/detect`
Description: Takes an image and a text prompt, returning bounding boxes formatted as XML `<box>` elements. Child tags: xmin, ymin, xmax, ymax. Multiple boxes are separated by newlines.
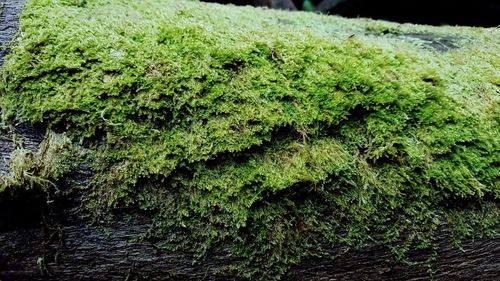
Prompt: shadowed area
<box><xmin>204</xmin><ymin>0</ymin><xmax>500</xmax><ymax>27</ymax></box>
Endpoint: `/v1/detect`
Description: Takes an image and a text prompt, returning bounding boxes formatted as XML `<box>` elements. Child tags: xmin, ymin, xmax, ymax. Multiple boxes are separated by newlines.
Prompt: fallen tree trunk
<box><xmin>0</xmin><ymin>128</ymin><xmax>498</xmax><ymax>280</ymax></box>
<box><xmin>0</xmin><ymin>199</ymin><xmax>498</xmax><ymax>280</ymax></box>
<box><xmin>1</xmin><ymin>0</ymin><xmax>499</xmax><ymax>280</ymax></box>
<box><xmin>0</xmin><ymin>127</ymin><xmax>498</xmax><ymax>280</ymax></box>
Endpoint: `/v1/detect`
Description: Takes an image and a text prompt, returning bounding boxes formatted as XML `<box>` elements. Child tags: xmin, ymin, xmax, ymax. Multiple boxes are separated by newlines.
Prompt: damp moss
<box><xmin>1</xmin><ymin>0</ymin><xmax>499</xmax><ymax>279</ymax></box>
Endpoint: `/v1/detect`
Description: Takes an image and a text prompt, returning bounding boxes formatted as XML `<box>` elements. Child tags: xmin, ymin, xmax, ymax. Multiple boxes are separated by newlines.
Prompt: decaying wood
<box><xmin>1</xmin><ymin>1</ymin><xmax>499</xmax><ymax>280</ymax></box>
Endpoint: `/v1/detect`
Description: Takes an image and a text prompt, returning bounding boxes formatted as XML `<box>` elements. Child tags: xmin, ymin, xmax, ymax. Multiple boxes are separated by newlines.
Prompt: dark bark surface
<box><xmin>0</xmin><ymin>0</ymin><xmax>25</xmax><ymax>65</ymax></box>
<box><xmin>1</xmin><ymin>1</ymin><xmax>499</xmax><ymax>280</ymax></box>
<box><xmin>0</xmin><ymin>133</ymin><xmax>498</xmax><ymax>281</ymax></box>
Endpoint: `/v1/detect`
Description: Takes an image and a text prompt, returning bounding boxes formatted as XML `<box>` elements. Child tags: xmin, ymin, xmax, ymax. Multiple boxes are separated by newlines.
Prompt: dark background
<box><xmin>204</xmin><ymin>0</ymin><xmax>500</xmax><ymax>27</ymax></box>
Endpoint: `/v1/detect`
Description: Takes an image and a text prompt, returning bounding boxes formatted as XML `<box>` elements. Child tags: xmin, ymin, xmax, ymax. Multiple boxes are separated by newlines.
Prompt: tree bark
<box><xmin>0</xmin><ymin>0</ymin><xmax>25</xmax><ymax>65</ymax></box>
<box><xmin>1</xmin><ymin>1</ymin><xmax>499</xmax><ymax>280</ymax></box>
<box><xmin>1</xmin><ymin>126</ymin><xmax>499</xmax><ymax>281</ymax></box>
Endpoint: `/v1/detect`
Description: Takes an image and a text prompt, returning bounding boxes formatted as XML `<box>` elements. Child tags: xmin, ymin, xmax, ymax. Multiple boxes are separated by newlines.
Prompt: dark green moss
<box><xmin>1</xmin><ymin>0</ymin><xmax>498</xmax><ymax>279</ymax></box>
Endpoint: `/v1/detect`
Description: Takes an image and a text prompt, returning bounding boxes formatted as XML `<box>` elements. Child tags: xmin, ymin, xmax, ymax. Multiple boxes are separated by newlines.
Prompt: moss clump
<box><xmin>0</xmin><ymin>131</ymin><xmax>76</xmax><ymax>193</ymax></box>
<box><xmin>1</xmin><ymin>0</ymin><xmax>499</xmax><ymax>279</ymax></box>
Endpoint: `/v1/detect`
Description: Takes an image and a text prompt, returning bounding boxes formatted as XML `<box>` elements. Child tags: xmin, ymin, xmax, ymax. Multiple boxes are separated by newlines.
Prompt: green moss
<box><xmin>1</xmin><ymin>0</ymin><xmax>499</xmax><ymax>279</ymax></box>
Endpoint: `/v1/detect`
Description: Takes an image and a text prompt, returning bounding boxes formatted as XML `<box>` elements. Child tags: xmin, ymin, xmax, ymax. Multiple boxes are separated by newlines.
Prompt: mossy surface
<box><xmin>0</xmin><ymin>0</ymin><xmax>499</xmax><ymax>279</ymax></box>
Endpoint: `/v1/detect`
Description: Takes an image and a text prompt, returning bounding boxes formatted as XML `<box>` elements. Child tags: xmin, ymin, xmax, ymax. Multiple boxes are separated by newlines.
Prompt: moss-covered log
<box><xmin>1</xmin><ymin>0</ymin><xmax>499</xmax><ymax>280</ymax></box>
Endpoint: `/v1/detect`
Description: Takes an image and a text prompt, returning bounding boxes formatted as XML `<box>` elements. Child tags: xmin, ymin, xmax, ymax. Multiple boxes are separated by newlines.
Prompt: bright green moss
<box><xmin>0</xmin><ymin>0</ymin><xmax>499</xmax><ymax>279</ymax></box>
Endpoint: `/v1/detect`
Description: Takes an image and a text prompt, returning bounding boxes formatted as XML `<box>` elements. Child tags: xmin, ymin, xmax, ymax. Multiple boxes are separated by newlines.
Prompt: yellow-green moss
<box><xmin>0</xmin><ymin>0</ymin><xmax>499</xmax><ymax>279</ymax></box>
